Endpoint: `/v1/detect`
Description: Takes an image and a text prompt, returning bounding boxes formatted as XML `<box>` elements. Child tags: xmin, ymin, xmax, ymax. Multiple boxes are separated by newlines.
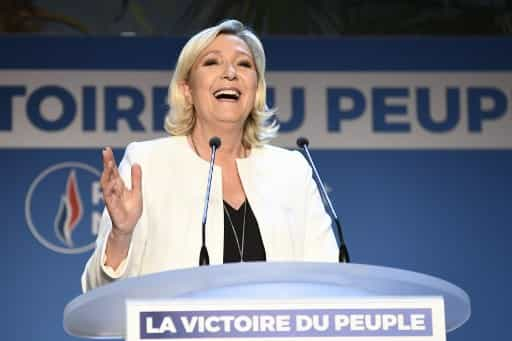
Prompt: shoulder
<box><xmin>122</xmin><ymin>136</ymin><xmax>188</xmax><ymax>165</ymax></box>
<box><xmin>254</xmin><ymin>144</ymin><xmax>309</xmax><ymax>168</ymax></box>
<box><xmin>252</xmin><ymin>144</ymin><xmax>311</xmax><ymax>178</ymax></box>
<box><xmin>117</xmin><ymin>136</ymin><xmax>191</xmax><ymax>185</ymax></box>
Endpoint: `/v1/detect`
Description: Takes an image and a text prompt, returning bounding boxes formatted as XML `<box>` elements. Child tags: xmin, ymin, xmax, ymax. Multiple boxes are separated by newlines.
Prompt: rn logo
<box><xmin>25</xmin><ymin>162</ymin><xmax>103</xmax><ymax>254</ymax></box>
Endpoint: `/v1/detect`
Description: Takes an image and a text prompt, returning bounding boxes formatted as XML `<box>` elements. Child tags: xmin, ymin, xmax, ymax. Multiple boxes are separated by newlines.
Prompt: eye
<box><xmin>238</xmin><ymin>60</ymin><xmax>253</xmax><ymax>68</ymax></box>
<box><xmin>202</xmin><ymin>58</ymin><xmax>219</xmax><ymax>66</ymax></box>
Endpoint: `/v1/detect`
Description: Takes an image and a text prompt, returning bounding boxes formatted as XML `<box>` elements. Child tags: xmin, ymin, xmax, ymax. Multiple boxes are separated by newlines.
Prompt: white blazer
<box><xmin>82</xmin><ymin>136</ymin><xmax>338</xmax><ymax>292</ymax></box>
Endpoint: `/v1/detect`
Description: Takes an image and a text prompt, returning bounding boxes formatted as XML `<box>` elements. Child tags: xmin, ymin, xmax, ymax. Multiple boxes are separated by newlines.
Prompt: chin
<box><xmin>214</xmin><ymin>112</ymin><xmax>249</xmax><ymax>123</ymax></box>
<box><xmin>217</xmin><ymin>117</ymin><xmax>246</xmax><ymax>126</ymax></box>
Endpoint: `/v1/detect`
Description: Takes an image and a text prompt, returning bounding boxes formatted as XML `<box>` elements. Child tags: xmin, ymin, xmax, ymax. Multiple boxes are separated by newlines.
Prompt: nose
<box><xmin>222</xmin><ymin>63</ymin><xmax>237</xmax><ymax>80</ymax></box>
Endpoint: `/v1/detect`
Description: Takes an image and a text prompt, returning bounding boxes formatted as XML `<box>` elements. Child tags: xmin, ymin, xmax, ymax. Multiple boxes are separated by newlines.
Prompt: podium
<box><xmin>64</xmin><ymin>262</ymin><xmax>470</xmax><ymax>340</ymax></box>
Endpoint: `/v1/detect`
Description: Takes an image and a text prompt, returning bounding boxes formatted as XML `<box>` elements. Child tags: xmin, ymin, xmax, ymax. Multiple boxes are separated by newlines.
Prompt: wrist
<box><xmin>105</xmin><ymin>229</ymin><xmax>131</xmax><ymax>270</ymax></box>
<box><xmin>109</xmin><ymin>227</ymin><xmax>133</xmax><ymax>245</ymax></box>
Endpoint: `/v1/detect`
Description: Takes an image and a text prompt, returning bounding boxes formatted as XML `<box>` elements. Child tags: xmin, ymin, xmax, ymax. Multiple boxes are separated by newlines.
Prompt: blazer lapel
<box><xmin>236</xmin><ymin>149</ymin><xmax>294</xmax><ymax>261</ymax></box>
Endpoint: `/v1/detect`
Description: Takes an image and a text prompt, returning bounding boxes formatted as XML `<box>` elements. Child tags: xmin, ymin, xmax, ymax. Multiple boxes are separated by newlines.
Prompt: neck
<box><xmin>190</xmin><ymin>122</ymin><xmax>246</xmax><ymax>162</ymax></box>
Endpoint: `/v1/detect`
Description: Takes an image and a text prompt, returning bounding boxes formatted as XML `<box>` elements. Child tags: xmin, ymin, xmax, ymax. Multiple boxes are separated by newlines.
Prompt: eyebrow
<box><xmin>200</xmin><ymin>49</ymin><xmax>252</xmax><ymax>59</ymax></box>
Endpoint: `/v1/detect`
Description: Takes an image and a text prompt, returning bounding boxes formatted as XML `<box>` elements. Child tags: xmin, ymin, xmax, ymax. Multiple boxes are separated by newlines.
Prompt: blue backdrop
<box><xmin>2</xmin><ymin>36</ymin><xmax>511</xmax><ymax>341</ymax></box>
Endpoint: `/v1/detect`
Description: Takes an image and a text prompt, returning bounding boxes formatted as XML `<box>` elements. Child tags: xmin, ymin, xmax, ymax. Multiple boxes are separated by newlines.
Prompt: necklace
<box><xmin>223</xmin><ymin>200</ymin><xmax>247</xmax><ymax>262</ymax></box>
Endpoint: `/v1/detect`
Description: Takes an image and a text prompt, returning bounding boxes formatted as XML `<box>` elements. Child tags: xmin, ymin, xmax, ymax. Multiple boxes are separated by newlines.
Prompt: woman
<box><xmin>82</xmin><ymin>19</ymin><xmax>338</xmax><ymax>292</ymax></box>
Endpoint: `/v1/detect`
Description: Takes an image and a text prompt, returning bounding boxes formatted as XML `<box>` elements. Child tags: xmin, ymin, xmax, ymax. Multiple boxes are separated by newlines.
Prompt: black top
<box><xmin>223</xmin><ymin>200</ymin><xmax>266</xmax><ymax>263</ymax></box>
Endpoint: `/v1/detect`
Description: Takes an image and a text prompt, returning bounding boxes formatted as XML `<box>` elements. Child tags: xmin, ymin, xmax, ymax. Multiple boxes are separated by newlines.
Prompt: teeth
<box><xmin>214</xmin><ymin>89</ymin><xmax>240</xmax><ymax>99</ymax></box>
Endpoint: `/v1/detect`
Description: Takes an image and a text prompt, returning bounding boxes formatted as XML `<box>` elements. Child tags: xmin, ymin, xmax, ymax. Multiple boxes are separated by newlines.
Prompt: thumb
<box><xmin>131</xmin><ymin>164</ymin><xmax>142</xmax><ymax>195</ymax></box>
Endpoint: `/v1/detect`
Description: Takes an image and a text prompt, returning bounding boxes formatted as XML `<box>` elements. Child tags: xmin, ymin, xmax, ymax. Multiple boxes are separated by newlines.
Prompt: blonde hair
<box><xmin>165</xmin><ymin>19</ymin><xmax>278</xmax><ymax>147</ymax></box>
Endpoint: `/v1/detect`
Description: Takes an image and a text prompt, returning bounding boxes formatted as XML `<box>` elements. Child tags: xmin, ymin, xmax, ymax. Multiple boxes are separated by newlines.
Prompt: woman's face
<box><xmin>182</xmin><ymin>34</ymin><xmax>258</xmax><ymax>130</ymax></box>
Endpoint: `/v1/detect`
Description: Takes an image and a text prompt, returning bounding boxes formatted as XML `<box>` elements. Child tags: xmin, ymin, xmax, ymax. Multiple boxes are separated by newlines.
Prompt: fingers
<box><xmin>110</xmin><ymin>158</ymin><xmax>121</xmax><ymax>182</ymax></box>
<box><xmin>101</xmin><ymin>148</ymin><xmax>114</xmax><ymax>183</ymax></box>
<box><xmin>102</xmin><ymin>147</ymin><xmax>115</xmax><ymax>168</ymax></box>
<box><xmin>100</xmin><ymin>147</ymin><xmax>123</xmax><ymax>197</ymax></box>
<box><xmin>131</xmin><ymin>164</ymin><xmax>142</xmax><ymax>195</ymax></box>
<box><xmin>101</xmin><ymin>163</ymin><xmax>120</xmax><ymax>197</ymax></box>
<box><xmin>100</xmin><ymin>147</ymin><xmax>142</xmax><ymax>199</ymax></box>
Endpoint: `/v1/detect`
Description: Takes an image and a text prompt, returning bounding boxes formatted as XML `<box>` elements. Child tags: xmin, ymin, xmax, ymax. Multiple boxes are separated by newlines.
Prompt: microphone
<box><xmin>296</xmin><ymin>137</ymin><xmax>350</xmax><ymax>263</ymax></box>
<box><xmin>199</xmin><ymin>136</ymin><xmax>222</xmax><ymax>266</ymax></box>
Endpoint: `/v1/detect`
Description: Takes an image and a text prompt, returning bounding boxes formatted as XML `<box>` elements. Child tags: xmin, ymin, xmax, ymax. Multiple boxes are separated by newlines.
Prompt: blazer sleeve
<box><xmin>81</xmin><ymin>142</ymin><xmax>149</xmax><ymax>292</ymax></box>
<box><xmin>294</xmin><ymin>152</ymin><xmax>339</xmax><ymax>262</ymax></box>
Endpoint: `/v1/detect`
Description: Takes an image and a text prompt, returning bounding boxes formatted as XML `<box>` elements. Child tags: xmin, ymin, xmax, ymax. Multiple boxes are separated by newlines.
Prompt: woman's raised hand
<box><xmin>100</xmin><ymin>147</ymin><xmax>143</xmax><ymax>239</ymax></box>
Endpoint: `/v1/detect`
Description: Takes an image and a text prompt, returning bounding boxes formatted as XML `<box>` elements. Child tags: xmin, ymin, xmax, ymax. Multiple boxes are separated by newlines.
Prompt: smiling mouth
<box><xmin>213</xmin><ymin>89</ymin><xmax>241</xmax><ymax>101</ymax></box>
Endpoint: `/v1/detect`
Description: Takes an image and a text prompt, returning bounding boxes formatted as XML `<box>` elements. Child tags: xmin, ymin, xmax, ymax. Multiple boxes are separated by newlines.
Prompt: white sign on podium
<box><xmin>127</xmin><ymin>297</ymin><xmax>446</xmax><ymax>341</ymax></box>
